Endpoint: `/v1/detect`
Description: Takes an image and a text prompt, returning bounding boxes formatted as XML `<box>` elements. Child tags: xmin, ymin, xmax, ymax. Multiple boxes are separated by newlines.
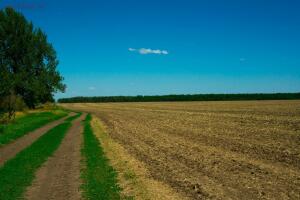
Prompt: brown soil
<box><xmin>0</xmin><ymin>113</ymin><xmax>75</xmax><ymax>166</ymax></box>
<box><xmin>25</xmin><ymin>113</ymin><xmax>86</xmax><ymax>200</ymax></box>
<box><xmin>91</xmin><ymin>116</ymin><xmax>188</xmax><ymax>200</ymax></box>
<box><xmin>61</xmin><ymin>101</ymin><xmax>300</xmax><ymax>200</ymax></box>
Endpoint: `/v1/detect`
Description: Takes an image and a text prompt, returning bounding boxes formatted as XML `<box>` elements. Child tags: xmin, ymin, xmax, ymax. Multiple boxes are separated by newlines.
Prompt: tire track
<box><xmin>0</xmin><ymin>113</ymin><xmax>75</xmax><ymax>166</ymax></box>
<box><xmin>25</xmin><ymin>113</ymin><xmax>86</xmax><ymax>200</ymax></box>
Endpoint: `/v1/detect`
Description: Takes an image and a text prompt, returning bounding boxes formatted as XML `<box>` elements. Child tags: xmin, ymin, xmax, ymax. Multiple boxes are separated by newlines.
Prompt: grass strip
<box><xmin>64</xmin><ymin>112</ymin><xmax>82</xmax><ymax>122</ymax></box>
<box><xmin>81</xmin><ymin>114</ymin><xmax>121</xmax><ymax>200</ymax></box>
<box><xmin>0</xmin><ymin>120</ymin><xmax>73</xmax><ymax>200</ymax></box>
<box><xmin>0</xmin><ymin>110</ymin><xmax>68</xmax><ymax>146</ymax></box>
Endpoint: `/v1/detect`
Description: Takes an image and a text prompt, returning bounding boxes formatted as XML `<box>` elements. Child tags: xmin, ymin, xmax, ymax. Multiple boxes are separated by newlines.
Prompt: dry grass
<box><xmin>91</xmin><ymin>116</ymin><xmax>185</xmax><ymax>200</ymax></box>
<box><xmin>62</xmin><ymin>100</ymin><xmax>300</xmax><ymax>199</ymax></box>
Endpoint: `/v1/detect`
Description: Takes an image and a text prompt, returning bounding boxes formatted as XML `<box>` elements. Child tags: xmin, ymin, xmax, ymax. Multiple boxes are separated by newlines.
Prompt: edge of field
<box><xmin>81</xmin><ymin>114</ymin><xmax>121</xmax><ymax>199</ymax></box>
<box><xmin>90</xmin><ymin>115</ymin><xmax>187</xmax><ymax>200</ymax></box>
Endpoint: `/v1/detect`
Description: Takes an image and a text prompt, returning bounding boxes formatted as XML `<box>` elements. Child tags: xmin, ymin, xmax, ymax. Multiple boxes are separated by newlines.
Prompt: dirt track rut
<box><xmin>0</xmin><ymin>113</ymin><xmax>74</xmax><ymax>166</ymax></box>
<box><xmin>25</xmin><ymin>113</ymin><xmax>86</xmax><ymax>200</ymax></box>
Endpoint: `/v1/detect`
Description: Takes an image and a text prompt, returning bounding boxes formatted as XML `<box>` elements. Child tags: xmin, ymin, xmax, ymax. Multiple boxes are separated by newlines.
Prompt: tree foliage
<box><xmin>0</xmin><ymin>7</ymin><xmax>65</xmax><ymax>114</ymax></box>
<box><xmin>58</xmin><ymin>93</ymin><xmax>300</xmax><ymax>103</ymax></box>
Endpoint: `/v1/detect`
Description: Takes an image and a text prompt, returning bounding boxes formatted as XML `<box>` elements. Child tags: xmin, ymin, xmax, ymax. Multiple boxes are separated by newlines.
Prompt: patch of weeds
<box><xmin>123</xmin><ymin>170</ymin><xmax>137</xmax><ymax>181</ymax></box>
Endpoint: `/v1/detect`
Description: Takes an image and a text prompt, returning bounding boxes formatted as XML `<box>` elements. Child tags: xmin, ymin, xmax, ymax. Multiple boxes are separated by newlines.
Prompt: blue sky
<box><xmin>1</xmin><ymin>0</ymin><xmax>300</xmax><ymax>98</ymax></box>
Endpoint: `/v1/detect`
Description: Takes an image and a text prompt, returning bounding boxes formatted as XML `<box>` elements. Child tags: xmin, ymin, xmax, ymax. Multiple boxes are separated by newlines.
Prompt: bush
<box><xmin>15</xmin><ymin>97</ymin><xmax>27</xmax><ymax>111</ymax></box>
<box><xmin>35</xmin><ymin>102</ymin><xmax>59</xmax><ymax>111</ymax></box>
<box><xmin>0</xmin><ymin>125</ymin><xmax>5</xmax><ymax>135</ymax></box>
<box><xmin>0</xmin><ymin>94</ymin><xmax>27</xmax><ymax>122</ymax></box>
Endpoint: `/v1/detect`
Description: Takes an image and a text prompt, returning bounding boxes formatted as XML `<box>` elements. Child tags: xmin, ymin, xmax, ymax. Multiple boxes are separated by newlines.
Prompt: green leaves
<box><xmin>0</xmin><ymin>7</ymin><xmax>66</xmax><ymax>109</ymax></box>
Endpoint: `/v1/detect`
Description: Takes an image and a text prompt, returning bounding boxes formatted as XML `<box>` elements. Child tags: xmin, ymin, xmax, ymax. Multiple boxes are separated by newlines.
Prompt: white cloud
<box><xmin>129</xmin><ymin>48</ymin><xmax>169</xmax><ymax>55</ymax></box>
<box><xmin>161</xmin><ymin>50</ymin><xmax>168</xmax><ymax>55</ymax></box>
<box><xmin>128</xmin><ymin>48</ymin><xmax>136</xmax><ymax>51</ymax></box>
<box><xmin>88</xmin><ymin>86</ymin><xmax>96</xmax><ymax>90</ymax></box>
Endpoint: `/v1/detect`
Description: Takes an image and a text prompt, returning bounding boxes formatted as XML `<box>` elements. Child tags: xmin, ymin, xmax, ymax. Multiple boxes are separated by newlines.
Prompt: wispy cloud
<box><xmin>239</xmin><ymin>58</ymin><xmax>246</xmax><ymax>62</ymax></box>
<box><xmin>128</xmin><ymin>48</ymin><xmax>136</xmax><ymax>52</ymax></box>
<box><xmin>88</xmin><ymin>86</ymin><xmax>96</xmax><ymax>90</ymax></box>
<box><xmin>128</xmin><ymin>48</ymin><xmax>169</xmax><ymax>55</ymax></box>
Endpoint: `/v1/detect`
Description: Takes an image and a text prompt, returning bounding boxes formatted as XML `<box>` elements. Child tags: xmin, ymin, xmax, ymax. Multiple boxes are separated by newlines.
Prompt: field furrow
<box><xmin>61</xmin><ymin>100</ymin><xmax>300</xmax><ymax>199</ymax></box>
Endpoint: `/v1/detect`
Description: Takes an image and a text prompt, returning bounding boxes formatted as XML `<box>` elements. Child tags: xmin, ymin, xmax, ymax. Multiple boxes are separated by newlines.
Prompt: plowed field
<box><xmin>61</xmin><ymin>101</ymin><xmax>300</xmax><ymax>199</ymax></box>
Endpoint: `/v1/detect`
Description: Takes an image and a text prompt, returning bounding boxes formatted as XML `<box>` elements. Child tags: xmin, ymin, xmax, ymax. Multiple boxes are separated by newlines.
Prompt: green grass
<box><xmin>0</xmin><ymin>110</ymin><xmax>68</xmax><ymax>146</ymax></box>
<box><xmin>81</xmin><ymin>114</ymin><xmax>121</xmax><ymax>200</ymax></box>
<box><xmin>0</xmin><ymin>121</ymin><xmax>72</xmax><ymax>200</ymax></box>
<box><xmin>64</xmin><ymin>112</ymin><xmax>82</xmax><ymax>122</ymax></box>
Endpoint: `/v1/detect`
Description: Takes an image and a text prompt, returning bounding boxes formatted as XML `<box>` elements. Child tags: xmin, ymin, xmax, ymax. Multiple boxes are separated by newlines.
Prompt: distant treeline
<box><xmin>58</xmin><ymin>93</ymin><xmax>300</xmax><ymax>103</ymax></box>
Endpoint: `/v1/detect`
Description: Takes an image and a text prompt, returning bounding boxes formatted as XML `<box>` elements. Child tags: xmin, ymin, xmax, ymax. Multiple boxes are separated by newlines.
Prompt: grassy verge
<box><xmin>81</xmin><ymin>114</ymin><xmax>121</xmax><ymax>200</ymax></box>
<box><xmin>0</xmin><ymin>110</ymin><xmax>68</xmax><ymax>146</ymax></box>
<box><xmin>0</xmin><ymin>113</ymin><xmax>81</xmax><ymax>200</ymax></box>
<box><xmin>65</xmin><ymin>112</ymin><xmax>82</xmax><ymax>122</ymax></box>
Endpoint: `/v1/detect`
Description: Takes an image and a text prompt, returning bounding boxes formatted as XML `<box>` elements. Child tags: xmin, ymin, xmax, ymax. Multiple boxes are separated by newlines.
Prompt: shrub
<box><xmin>0</xmin><ymin>125</ymin><xmax>5</xmax><ymax>135</ymax></box>
<box><xmin>0</xmin><ymin>94</ymin><xmax>27</xmax><ymax>122</ymax></box>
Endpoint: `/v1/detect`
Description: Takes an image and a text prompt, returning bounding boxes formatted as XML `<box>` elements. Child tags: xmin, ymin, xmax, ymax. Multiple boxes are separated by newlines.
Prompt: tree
<box><xmin>0</xmin><ymin>7</ymin><xmax>65</xmax><ymax>113</ymax></box>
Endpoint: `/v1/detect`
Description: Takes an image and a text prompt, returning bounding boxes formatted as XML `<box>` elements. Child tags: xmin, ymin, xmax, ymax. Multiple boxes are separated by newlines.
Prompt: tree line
<box><xmin>58</xmin><ymin>93</ymin><xmax>300</xmax><ymax>103</ymax></box>
<box><xmin>0</xmin><ymin>7</ymin><xmax>65</xmax><ymax>121</ymax></box>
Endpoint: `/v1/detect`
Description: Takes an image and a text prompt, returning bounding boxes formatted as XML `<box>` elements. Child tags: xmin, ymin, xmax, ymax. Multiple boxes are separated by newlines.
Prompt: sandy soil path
<box><xmin>25</xmin><ymin>113</ymin><xmax>86</xmax><ymax>200</ymax></box>
<box><xmin>0</xmin><ymin>113</ymin><xmax>75</xmax><ymax>166</ymax></box>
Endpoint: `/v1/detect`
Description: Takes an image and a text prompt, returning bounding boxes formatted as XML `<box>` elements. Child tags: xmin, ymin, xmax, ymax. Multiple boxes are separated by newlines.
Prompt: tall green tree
<box><xmin>0</xmin><ymin>7</ymin><xmax>65</xmax><ymax>110</ymax></box>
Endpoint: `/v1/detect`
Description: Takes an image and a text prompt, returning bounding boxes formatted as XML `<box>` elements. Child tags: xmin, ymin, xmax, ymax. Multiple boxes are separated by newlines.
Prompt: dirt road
<box><xmin>25</xmin><ymin>113</ymin><xmax>86</xmax><ymax>200</ymax></box>
<box><xmin>0</xmin><ymin>113</ymin><xmax>74</xmax><ymax>166</ymax></box>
